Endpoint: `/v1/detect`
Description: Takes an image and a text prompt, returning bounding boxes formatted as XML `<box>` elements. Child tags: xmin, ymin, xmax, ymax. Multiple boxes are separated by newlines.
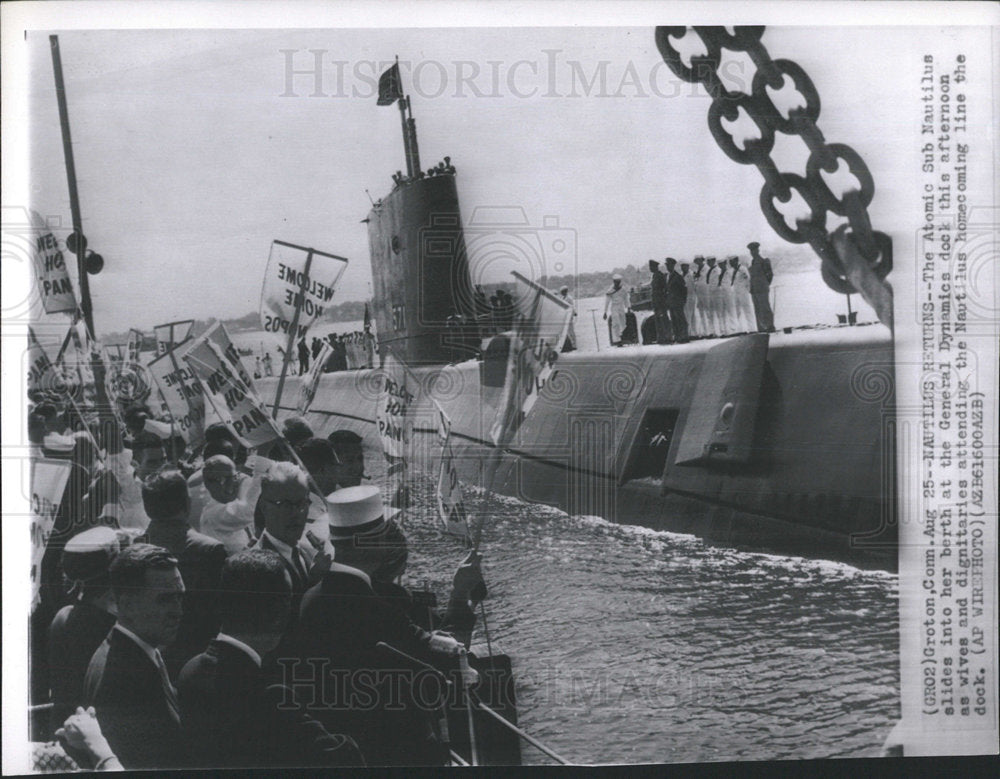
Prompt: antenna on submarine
<box><xmin>396</xmin><ymin>55</ymin><xmax>421</xmax><ymax>178</ymax></box>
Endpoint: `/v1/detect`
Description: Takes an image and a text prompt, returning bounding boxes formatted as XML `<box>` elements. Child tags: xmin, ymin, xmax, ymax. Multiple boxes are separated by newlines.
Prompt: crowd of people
<box><xmin>471</xmin><ymin>284</ymin><xmax>516</xmax><ymax>336</ymax></box>
<box><xmin>28</xmin><ymin>394</ymin><xmax>487</xmax><ymax>770</ymax></box>
<box><xmin>605</xmin><ymin>241</ymin><xmax>776</xmax><ymax>347</ymax></box>
<box><xmin>292</xmin><ymin>330</ymin><xmax>377</xmax><ymax>376</ymax></box>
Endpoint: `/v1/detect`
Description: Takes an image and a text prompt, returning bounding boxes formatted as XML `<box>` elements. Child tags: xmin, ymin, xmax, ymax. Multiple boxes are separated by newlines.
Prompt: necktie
<box><xmin>154</xmin><ymin>649</ymin><xmax>181</xmax><ymax>725</ymax></box>
<box><xmin>291</xmin><ymin>547</ymin><xmax>309</xmax><ymax>586</ymax></box>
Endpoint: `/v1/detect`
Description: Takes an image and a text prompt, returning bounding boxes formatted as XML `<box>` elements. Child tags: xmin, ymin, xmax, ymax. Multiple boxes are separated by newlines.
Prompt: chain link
<box><xmin>655</xmin><ymin>26</ymin><xmax>893</xmax><ymax>313</ymax></box>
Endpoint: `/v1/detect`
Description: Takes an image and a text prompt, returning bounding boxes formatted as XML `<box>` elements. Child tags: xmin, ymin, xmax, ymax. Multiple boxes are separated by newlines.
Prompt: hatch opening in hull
<box><xmin>620</xmin><ymin>408</ymin><xmax>679</xmax><ymax>483</ymax></box>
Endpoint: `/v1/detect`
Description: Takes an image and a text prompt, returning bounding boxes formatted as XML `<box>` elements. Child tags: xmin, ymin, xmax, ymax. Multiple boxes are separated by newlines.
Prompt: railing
<box><xmin>376</xmin><ymin>641</ymin><xmax>572</xmax><ymax>766</ymax></box>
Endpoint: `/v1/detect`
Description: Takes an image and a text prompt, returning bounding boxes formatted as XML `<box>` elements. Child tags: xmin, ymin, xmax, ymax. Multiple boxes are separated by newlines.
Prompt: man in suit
<box><xmin>747</xmin><ymin>241</ymin><xmax>775</xmax><ymax>332</ymax></box>
<box><xmin>288</xmin><ymin>486</ymin><xmax>473</xmax><ymax>766</ymax></box>
<box><xmin>83</xmin><ymin>543</ymin><xmax>185</xmax><ymax>768</ymax></box>
<box><xmin>48</xmin><ymin>527</ymin><xmax>123</xmax><ymax>730</ymax></box>
<box><xmin>140</xmin><ymin>470</ymin><xmax>227</xmax><ymax>677</ymax></box>
<box><xmin>665</xmin><ymin>257</ymin><xmax>690</xmax><ymax>343</ymax></box>
<box><xmin>295</xmin><ymin>437</ymin><xmax>341</xmax><ymax>543</ymax></box>
<box><xmin>177</xmin><ymin>549</ymin><xmax>364</xmax><ymax>768</ymax></box>
<box><xmin>648</xmin><ymin>260</ymin><xmax>671</xmax><ymax>345</ymax></box>
<box><xmin>253</xmin><ymin>462</ymin><xmax>332</xmax><ymax>597</ymax></box>
<box><xmin>328</xmin><ymin>429</ymin><xmax>366</xmax><ymax>489</ymax></box>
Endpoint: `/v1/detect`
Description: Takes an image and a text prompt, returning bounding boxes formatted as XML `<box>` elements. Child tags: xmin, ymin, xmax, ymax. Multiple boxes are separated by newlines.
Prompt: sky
<box><xmin>18</xmin><ymin>24</ymin><xmax>930</xmax><ymax>336</ymax></box>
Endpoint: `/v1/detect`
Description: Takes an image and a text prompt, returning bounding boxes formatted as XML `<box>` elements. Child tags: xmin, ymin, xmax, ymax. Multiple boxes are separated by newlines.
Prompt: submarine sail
<box><xmin>367</xmin><ymin>66</ymin><xmax>474</xmax><ymax>366</ymax></box>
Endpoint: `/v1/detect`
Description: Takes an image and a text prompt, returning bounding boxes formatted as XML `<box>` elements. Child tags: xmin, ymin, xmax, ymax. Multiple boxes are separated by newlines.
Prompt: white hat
<box><xmin>612</xmin><ymin>273</ymin><xmax>623</xmax><ymax>281</ymax></box>
<box><xmin>143</xmin><ymin>418</ymin><xmax>174</xmax><ymax>439</ymax></box>
<box><xmin>43</xmin><ymin>431</ymin><xmax>75</xmax><ymax>454</ymax></box>
<box><xmin>326</xmin><ymin>484</ymin><xmax>399</xmax><ymax>530</ymax></box>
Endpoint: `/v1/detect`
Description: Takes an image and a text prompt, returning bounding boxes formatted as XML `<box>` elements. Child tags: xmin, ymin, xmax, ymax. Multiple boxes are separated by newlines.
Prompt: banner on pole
<box><xmin>29</xmin><ymin>210</ymin><xmax>77</xmax><ymax>314</ymax></box>
<box><xmin>259</xmin><ymin>240</ymin><xmax>348</xmax><ymax>341</ymax></box>
<box><xmin>490</xmin><ymin>271</ymin><xmax>574</xmax><ymax>446</ymax></box>
<box><xmin>154</xmin><ymin>319</ymin><xmax>194</xmax><ymax>356</ymax></box>
<box><xmin>376</xmin><ymin>352</ymin><xmax>413</xmax><ymax>462</ymax></box>
<box><xmin>49</xmin><ymin>319</ymin><xmax>100</xmax><ymax>410</ymax></box>
<box><xmin>146</xmin><ymin>341</ymin><xmax>203</xmax><ymax>445</ymax></box>
<box><xmin>435</xmin><ymin>406</ymin><xmax>470</xmax><ymax>543</ymax></box>
<box><xmin>181</xmin><ymin>323</ymin><xmax>280</xmax><ymax>448</ymax></box>
<box><xmin>127</xmin><ymin>329</ymin><xmax>144</xmax><ymax>364</ymax></box>
<box><xmin>296</xmin><ymin>340</ymin><xmax>332</xmax><ymax>415</ymax></box>
<box><xmin>30</xmin><ymin>458</ymin><xmax>73</xmax><ymax>609</ymax></box>
<box><xmin>27</xmin><ymin>328</ymin><xmax>56</xmax><ymax>398</ymax></box>
<box><xmin>375</xmin><ymin>352</ymin><xmax>416</xmax><ymax>508</ymax></box>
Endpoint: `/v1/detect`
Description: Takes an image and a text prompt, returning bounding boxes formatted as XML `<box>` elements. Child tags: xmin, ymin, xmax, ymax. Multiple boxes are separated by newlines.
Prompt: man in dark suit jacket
<box><xmin>178</xmin><ymin>549</ymin><xmax>363</xmax><ymax>768</ymax></box>
<box><xmin>83</xmin><ymin>543</ymin><xmax>186</xmax><ymax>769</ymax></box>
<box><xmin>649</xmin><ymin>259</ymin><xmax>672</xmax><ymax>345</ymax></box>
<box><xmin>287</xmin><ymin>486</ymin><xmax>476</xmax><ymax>766</ymax></box>
<box><xmin>48</xmin><ymin>527</ymin><xmax>122</xmax><ymax>730</ymax></box>
<box><xmin>139</xmin><ymin>470</ymin><xmax>228</xmax><ymax>677</ymax></box>
<box><xmin>665</xmin><ymin>257</ymin><xmax>690</xmax><ymax>343</ymax></box>
<box><xmin>747</xmin><ymin>241</ymin><xmax>775</xmax><ymax>332</ymax></box>
<box><xmin>252</xmin><ymin>462</ymin><xmax>332</xmax><ymax>589</ymax></box>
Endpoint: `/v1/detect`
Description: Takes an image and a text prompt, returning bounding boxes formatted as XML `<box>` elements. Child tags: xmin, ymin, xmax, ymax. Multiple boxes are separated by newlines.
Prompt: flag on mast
<box><xmin>377</xmin><ymin>62</ymin><xmax>403</xmax><ymax>105</ymax></box>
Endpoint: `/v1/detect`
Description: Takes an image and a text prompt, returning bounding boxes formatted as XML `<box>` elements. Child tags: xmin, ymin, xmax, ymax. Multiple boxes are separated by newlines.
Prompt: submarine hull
<box><xmin>261</xmin><ymin>325</ymin><xmax>898</xmax><ymax>571</ymax></box>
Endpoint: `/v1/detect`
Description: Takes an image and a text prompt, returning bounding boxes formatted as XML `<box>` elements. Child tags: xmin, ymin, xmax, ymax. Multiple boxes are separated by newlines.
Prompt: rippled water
<box><xmin>392</xmin><ymin>476</ymin><xmax>899</xmax><ymax>765</ymax></box>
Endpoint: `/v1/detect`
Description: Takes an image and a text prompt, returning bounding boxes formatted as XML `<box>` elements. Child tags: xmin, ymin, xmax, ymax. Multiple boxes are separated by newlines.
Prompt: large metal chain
<box><xmin>655</xmin><ymin>26</ymin><xmax>893</xmax><ymax>326</ymax></box>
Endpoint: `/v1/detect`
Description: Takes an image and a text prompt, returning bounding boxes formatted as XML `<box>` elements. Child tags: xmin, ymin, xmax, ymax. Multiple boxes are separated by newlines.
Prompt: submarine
<box><xmin>260</xmin><ymin>66</ymin><xmax>898</xmax><ymax>574</ymax></box>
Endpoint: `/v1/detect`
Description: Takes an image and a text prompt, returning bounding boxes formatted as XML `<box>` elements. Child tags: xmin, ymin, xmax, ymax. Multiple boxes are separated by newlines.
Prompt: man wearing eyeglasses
<box><xmin>254</xmin><ymin>462</ymin><xmax>333</xmax><ymax>596</ymax></box>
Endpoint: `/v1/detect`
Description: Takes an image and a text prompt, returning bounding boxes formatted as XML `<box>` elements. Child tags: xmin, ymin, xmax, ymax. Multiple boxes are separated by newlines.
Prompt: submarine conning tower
<box><xmin>366</xmin><ymin>73</ymin><xmax>473</xmax><ymax>366</ymax></box>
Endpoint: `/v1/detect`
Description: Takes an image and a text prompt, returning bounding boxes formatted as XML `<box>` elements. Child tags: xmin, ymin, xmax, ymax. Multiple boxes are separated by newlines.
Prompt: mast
<box><xmin>394</xmin><ymin>55</ymin><xmax>421</xmax><ymax>179</ymax></box>
<box><xmin>50</xmin><ymin>34</ymin><xmax>96</xmax><ymax>338</ymax></box>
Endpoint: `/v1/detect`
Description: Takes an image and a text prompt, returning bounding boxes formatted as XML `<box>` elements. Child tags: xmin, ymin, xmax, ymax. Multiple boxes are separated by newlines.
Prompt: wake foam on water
<box><xmin>463</xmin><ymin>484</ymin><xmax>896</xmax><ymax>581</ymax></box>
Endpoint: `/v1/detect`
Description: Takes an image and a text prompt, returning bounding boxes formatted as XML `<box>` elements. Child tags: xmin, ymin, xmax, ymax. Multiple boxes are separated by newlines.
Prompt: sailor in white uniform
<box><xmin>603</xmin><ymin>273</ymin><xmax>629</xmax><ymax>346</ymax></box>
<box><xmin>717</xmin><ymin>259</ymin><xmax>737</xmax><ymax>335</ymax></box>
<box><xmin>729</xmin><ymin>256</ymin><xmax>757</xmax><ymax>333</ymax></box>
<box><xmin>680</xmin><ymin>262</ymin><xmax>700</xmax><ymax>338</ymax></box>
<box><xmin>703</xmin><ymin>257</ymin><xmax>722</xmax><ymax>337</ymax></box>
<box><xmin>690</xmin><ymin>256</ymin><xmax>708</xmax><ymax>337</ymax></box>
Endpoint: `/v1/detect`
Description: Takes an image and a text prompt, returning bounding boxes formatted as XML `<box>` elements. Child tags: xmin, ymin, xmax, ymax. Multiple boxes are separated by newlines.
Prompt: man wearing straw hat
<box><xmin>326</xmin><ymin>485</ymin><xmax>485</xmax><ymax>643</ymax></box>
<box><xmin>290</xmin><ymin>485</ymin><xmax>483</xmax><ymax>766</ymax></box>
